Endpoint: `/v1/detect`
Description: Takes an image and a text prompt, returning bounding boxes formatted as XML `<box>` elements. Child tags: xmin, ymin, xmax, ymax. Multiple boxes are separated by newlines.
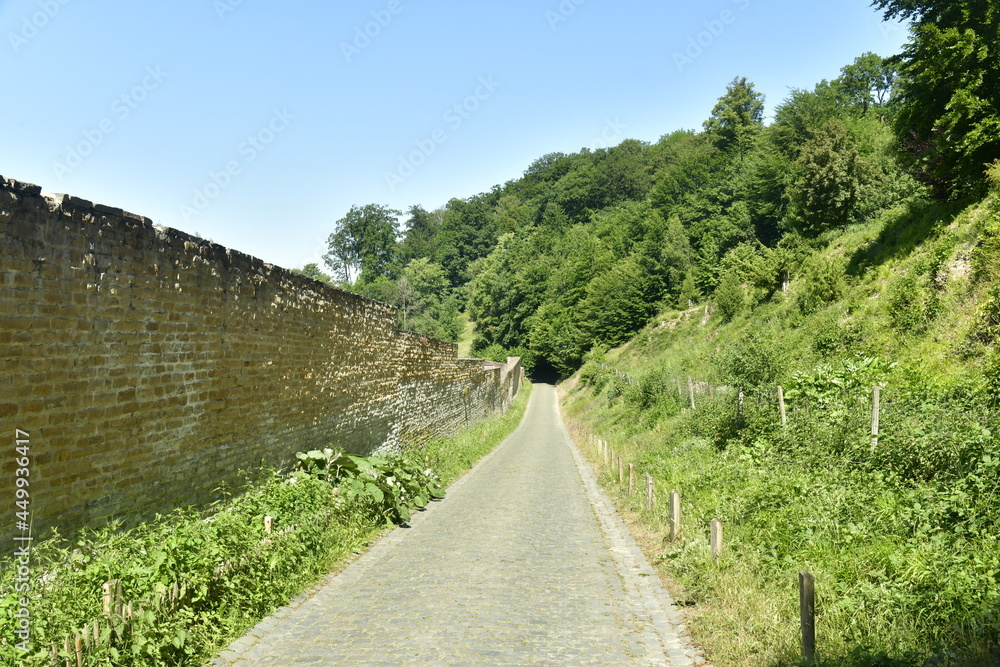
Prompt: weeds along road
<box><xmin>214</xmin><ymin>383</ymin><xmax>702</xmax><ymax>666</ymax></box>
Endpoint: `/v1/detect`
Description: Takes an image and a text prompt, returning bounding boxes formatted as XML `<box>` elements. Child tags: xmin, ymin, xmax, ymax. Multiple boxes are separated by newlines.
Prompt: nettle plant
<box><xmin>295</xmin><ymin>449</ymin><xmax>445</xmax><ymax>524</ymax></box>
<box><xmin>783</xmin><ymin>355</ymin><xmax>897</xmax><ymax>407</ymax></box>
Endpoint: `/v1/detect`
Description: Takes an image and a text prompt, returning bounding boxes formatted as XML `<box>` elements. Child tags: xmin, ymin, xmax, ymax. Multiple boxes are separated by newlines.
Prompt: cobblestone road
<box><xmin>213</xmin><ymin>384</ymin><xmax>701</xmax><ymax>666</ymax></box>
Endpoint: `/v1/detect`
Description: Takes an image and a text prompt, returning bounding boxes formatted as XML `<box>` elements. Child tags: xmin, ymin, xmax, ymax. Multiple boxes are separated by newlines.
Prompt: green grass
<box><xmin>457</xmin><ymin>310</ymin><xmax>476</xmax><ymax>358</ymax></box>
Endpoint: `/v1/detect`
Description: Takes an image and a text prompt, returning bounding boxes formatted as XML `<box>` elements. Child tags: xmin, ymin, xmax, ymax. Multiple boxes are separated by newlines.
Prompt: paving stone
<box><xmin>213</xmin><ymin>384</ymin><xmax>703</xmax><ymax>666</ymax></box>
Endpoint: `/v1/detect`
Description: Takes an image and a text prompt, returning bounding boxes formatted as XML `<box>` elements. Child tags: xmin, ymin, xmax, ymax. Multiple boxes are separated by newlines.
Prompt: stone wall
<box><xmin>0</xmin><ymin>176</ymin><xmax>521</xmax><ymax>541</ymax></box>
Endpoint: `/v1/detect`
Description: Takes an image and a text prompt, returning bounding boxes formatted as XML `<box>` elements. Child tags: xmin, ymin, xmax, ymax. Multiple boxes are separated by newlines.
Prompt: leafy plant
<box><xmin>296</xmin><ymin>451</ymin><xmax>445</xmax><ymax>525</ymax></box>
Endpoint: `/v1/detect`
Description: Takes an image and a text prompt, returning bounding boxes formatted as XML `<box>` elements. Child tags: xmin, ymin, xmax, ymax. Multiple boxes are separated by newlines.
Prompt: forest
<box><xmin>307</xmin><ymin>0</ymin><xmax>998</xmax><ymax>382</ymax></box>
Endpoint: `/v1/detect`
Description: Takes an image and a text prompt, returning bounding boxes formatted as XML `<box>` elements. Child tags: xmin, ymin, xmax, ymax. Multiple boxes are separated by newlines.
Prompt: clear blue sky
<box><xmin>1</xmin><ymin>0</ymin><xmax>909</xmax><ymax>272</ymax></box>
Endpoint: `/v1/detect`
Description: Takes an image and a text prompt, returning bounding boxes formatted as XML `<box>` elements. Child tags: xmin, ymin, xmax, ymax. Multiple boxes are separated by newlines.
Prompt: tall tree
<box><xmin>787</xmin><ymin>120</ymin><xmax>873</xmax><ymax>235</ymax></box>
<box><xmin>323</xmin><ymin>204</ymin><xmax>401</xmax><ymax>284</ymax></box>
<box><xmin>839</xmin><ymin>52</ymin><xmax>897</xmax><ymax>115</ymax></box>
<box><xmin>434</xmin><ymin>194</ymin><xmax>500</xmax><ymax>287</ymax></box>
<box><xmin>872</xmin><ymin>0</ymin><xmax>1000</xmax><ymax>197</ymax></box>
<box><xmin>396</xmin><ymin>205</ymin><xmax>441</xmax><ymax>268</ymax></box>
<box><xmin>703</xmin><ymin>76</ymin><xmax>766</xmax><ymax>159</ymax></box>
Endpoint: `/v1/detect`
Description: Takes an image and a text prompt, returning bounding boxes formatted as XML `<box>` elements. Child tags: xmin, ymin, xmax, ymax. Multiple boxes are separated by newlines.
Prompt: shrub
<box><xmin>714</xmin><ymin>272</ymin><xmax>746</xmax><ymax>322</ymax></box>
<box><xmin>797</xmin><ymin>254</ymin><xmax>846</xmax><ymax>314</ymax></box>
<box><xmin>988</xmin><ymin>159</ymin><xmax>1000</xmax><ymax>194</ymax></box>
<box><xmin>715</xmin><ymin>329</ymin><xmax>784</xmax><ymax>391</ymax></box>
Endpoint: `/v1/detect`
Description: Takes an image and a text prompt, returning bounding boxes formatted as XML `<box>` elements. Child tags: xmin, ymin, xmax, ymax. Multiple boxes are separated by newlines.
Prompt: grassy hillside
<box><xmin>562</xmin><ymin>192</ymin><xmax>1000</xmax><ymax>666</ymax></box>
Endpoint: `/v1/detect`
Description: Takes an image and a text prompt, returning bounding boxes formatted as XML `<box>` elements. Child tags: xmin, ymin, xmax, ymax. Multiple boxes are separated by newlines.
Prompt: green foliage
<box><xmin>580</xmin><ymin>255</ymin><xmax>660</xmax><ymax>348</ymax></box>
<box><xmin>787</xmin><ymin>120</ymin><xmax>872</xmax><ymax>234</ymax></box>
<box><xmin>294</xmin><ymin>263</ymin><xmax>333</xmax><ymax>285</ymax></box>
<box><xmin>350</xmin><ymin>258</ymin><xmax>461</xmax><ymax>342</ymax></box>
<box><xmin>784</xmin><ymin>356</ymin><xmax>897</xmax><ymax>406</ymax></box>
<box><xmin>969</xmin><ymin>285</ymin><xmax>1000</xmax><ymax>346</ymax></box>
<box><xmin>838</xmin><ymin>51</ymin><xmax>897</xmax><ymax>115</ymax></box>
<box><xmin>719</xmin><ymin>242</ymin><xmax>782</xmax><ymax>305</ymax></box>
<box><xmin>0</xmin><ymin>472</ymin><xmax>380</xmax><ymax>666</ymax></box>
<box><xmin>988</xmin><ymin>160</ymin><xmax>1000</xmax><ymax>194</ymax></box>
<box><xmin>295</xmin><ymin>450</ymin><xmax>444</xmax><ymax>525</ymax></box>
<box><xmin>714</xmin><ymin>330</ymin><xmax>784</xmax><ymax>390</ymax></box>
<box><xmin>874</xmin><ymin>0</ymin><xmax>1000</xmax><ymax>197</ymax></box>
<box><xmin>434</xmin><ymin>194</ymin><xmax>501</xmax><ymax>286</ymax></box>
<box><xmin>324</xmin><ymin>204</ymin><xmax>401</xmax><ymax>283</ymax></box>
<box><xmin>676</xmin><ymin>272</ymin><xmax>701</xmax><ymax>309</ymax></box>
<box><xmin>887</xmin><ymin>270</ymin><xmax>932</xmax><ymax>333</ymax></box>
<box><xmin>713</xmin><ymin>272</ymin><xmax>745</xmax><ymax>322</ymax></box>
<box><xmin>395</xmin><ymin>205</ymin><xmax>441</xmax><ymax>269</ymax></box>
<box><xmin>797</xmin><ymin>255</ymin><xmax>846</xmax><ymax>314</ymax></box>
<box><xmin>703</xmin><ymin>76</ymin><xmax>766</xmax><ymax>159</ymax></box>
<box><xmin>970</xmin><ymin>204</ymin><xmax>1000</xmax><ymax>283</ymax></box>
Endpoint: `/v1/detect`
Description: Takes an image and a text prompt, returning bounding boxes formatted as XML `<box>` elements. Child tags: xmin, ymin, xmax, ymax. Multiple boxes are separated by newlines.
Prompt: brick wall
<box><xmin>0</xmin><ymin>176</ymin><xmax>521</xmax><ymax>541</ymax></box>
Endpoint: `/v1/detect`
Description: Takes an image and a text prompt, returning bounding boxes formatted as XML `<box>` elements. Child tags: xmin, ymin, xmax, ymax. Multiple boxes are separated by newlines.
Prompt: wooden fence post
<box><xmin>628</xmin><ymin>464</ymin><xmax>635</xmax><ymax>496</ymax></box>
<box><xmin>669</xmin><ymin>490</ymin><xmax>681</xmax><ymax>542</ymax></box>
<box><xmin>778</xmin><ymin>386</ymin><xmax>787</xmax><ymax>426</ymax></box>
<box><xmin>711</xmin><ymin>520</ymin><xmax>723</xmax><ymax>561</ymax></box>
<box><xmin>687</xmin><ymin>377</ymin><xmax>696</xmax><ymax>410</ymax></box>
<box><xmin>102</xmin><ymin>580</ymin><xmax>119</xmax><ymax>616</ymax></box>
<box><xmin>738</xmin><ymin>389</ymin><xmax>745</xmax><ymax>417</ymax></box>
<box><xmin>645</xmin><ymin>474</ymin><xmax>654</xmax><ymax>510</ymax></box>
<box><xmin>870</xmin><ymin>386</ymin><xmax>881</xmax><ymax>452</ymax></box>
<box><xmin>800</xmin><ymin>571</ymin><xmax>816</xmax><ymax>663</ymax></box>
<box><xmin>617</xmin><ymin>456</ymin><xmax>624</xmax><ymax>484</ymax></box>
<box><xmin>676</xmin><ymin>377</ymin><xmax>683</xmax><ymax>397</ymax></box>
<box><xmin>264</xmin><ymin>516</ymin><xmax>273</xmax><ymax>535</ymax></box>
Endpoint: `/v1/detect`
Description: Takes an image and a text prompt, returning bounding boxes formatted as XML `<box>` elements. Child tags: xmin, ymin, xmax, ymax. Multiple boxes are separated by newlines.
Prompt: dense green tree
<box><xmin>466</xmin><ymin>233</ymin><xmax>549</xmax><ymax>352</ymax></box>
<box><xmin>579</xmin><ymin>255</ymin><xmax>661</xmax><ymax>348</ymax></box>
<box><xmin>787</xmin><ymin>120</ymin><xmax>872</xmax><ymax>234</ymax></box>
<box><xmin>873</xmin><ymin>0</ymin><xmax>1000</xmax><ymax>197</ymax></box>
<box><xmin>324</xmin><ymin>204</ymin><xmax>401</xmax><ymax>284</ymax></box>
<box><xmin>771</xmin><ymin>82</ymin><xmax>849</xmax><ymax>158</ymax></box>
<box><xmin>590</xmin><ymin>139</ymin><xmax>654</xmax><ymax>207</ymax></box>
<box><xmin>703</xmin><ymin>77</ymin><xmax>766</xmax><ymax>159</ymax></box>
<box><xmin>434</xmin><ymin>194</ymin><xmax>500</xmax><ymax>287</ymax></box>
<box><xmin>839</xmin><ymin>51</ymin><xmax>897</xmax><ymax>115</ymax></box>
<box><xmin>650</xmin><ymin>131</ymin><xmax>724</xmax><ymax>213</ymax></box>
<box><xmin>396</xmin><ymin>205</ymin><xmax>441</xmax><ymax>268</ymax></box>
